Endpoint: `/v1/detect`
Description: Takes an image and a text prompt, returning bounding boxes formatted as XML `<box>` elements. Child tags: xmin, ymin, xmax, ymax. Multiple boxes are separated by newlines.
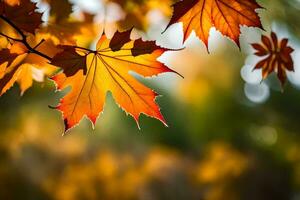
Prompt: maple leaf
<box><xmin>251</xmin><ymin>32</ymin><xmax>294</xmax><ymax>87</ymax></box>
<box><xmin>165</xmin><ymin>0</ymin><xmax>263</xmax><ymax>47</ymax></box>
<box><xmin>0</xmin><ymin>0</ymin><xmax>42</xmax><ymax>34</ymax></box>
<box><xmin>0</xmin><ymin>36</ymin><xmax>59</xmax><ymax>95</ymax></box>
<box><xmin>50</xmin><ymin>29</ymin><xmax>177</xmax><ymax>132</ymax></box>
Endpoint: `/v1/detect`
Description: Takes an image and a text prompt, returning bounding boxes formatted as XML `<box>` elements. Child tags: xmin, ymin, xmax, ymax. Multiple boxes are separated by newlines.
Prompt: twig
<box><xmin>0</xmin><ymin>32</ymin><xmax>22</xmax><ymax>42</ymax></box>
<box><xmin>0</xmin><ymin>15</ymin><xmax>52</xmax><ymax>61</ymax></box>
<box><xmin>33</xmin><ymin>39</ymin><xmax>46</xmax><ymax>49</ymax></box>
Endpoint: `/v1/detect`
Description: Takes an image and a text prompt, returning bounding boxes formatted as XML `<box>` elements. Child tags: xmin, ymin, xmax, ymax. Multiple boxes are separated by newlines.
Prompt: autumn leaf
<box><xmin>0</xmin><ymin>42</ymin><xmax>27</xmax><ymax>95</ymax></box>
<box><xmin>51</xmin><ymin>29</ymin><xmax>177</xmax><ymax>132</ymax></box>
<box><xmin>51</xmin><ymin>45</ymin><xmax>87</xmax><ymax>77</ymax></box>
<box><xmin>251</xmin><ymin>32</ymin><xmax>294</xmax><ymax>87</ymax></box>
<box><xmin>0</xmin><ymin>36</ymin><xmax>59</xmax><ymax>95</ymax></box>
<box><xmin>0</xmin><ymin>0</ymin><xmax>42</xmax><ymax>34</ymax></box>
<box><xmin>165</xmin><ymin>0</ymin><xmax>263</xmax><ymax>47</ymax></box>
<box><xmin>0</xmin><ymin>48</ymin><xmax>19</xmax><ymax>66</ymax></box>
<box><xmin>38</xmin><ymin>1</ymin><xmax>98</xmax><ymax>46</ymax></box>
<box><xmin>111</xmin><ymin>0</ymin><xmax>173</xmax><ymax>30</ymax></box>
<box><xmin>38</xmin><ymin>12</ymin><xmax>97</xmax><ymax>46</ymax></box>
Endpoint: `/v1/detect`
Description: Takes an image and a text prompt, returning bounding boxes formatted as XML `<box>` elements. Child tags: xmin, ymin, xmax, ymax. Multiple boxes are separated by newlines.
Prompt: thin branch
<box><xmin>74</xmin><ymin>46</ymin><xmax>94</xmax><ymax>53</ymax></box>
<box><xmin>33</xmin><ymin>39</ymin><xmax>45</xmax><ymax>49</ymax></box>
<box><xmin>0</xmin><ymin>15</ymin><xmax>26</xmax><ymax>39</ymax></box>
<box><xmin>0</xmin><ymin>15</ymin><xmax>96</xmax><ymax>62</ymax></box>
<box><xmin>0</xmin><ymin>15</ymin><xmax>52</xmax><ymax>61</ymax></box>
<box><xmin>0</xmin><ymin>32</ymin><xmax>22</xmax><ymax>42</ymax></box>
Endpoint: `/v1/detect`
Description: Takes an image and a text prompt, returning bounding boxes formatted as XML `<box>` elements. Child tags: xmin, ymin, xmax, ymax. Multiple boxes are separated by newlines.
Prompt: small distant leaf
<box><xmin>251</xmin><ymin>32</ymin><xmax>294</xmax><ymax>87</ymax></box>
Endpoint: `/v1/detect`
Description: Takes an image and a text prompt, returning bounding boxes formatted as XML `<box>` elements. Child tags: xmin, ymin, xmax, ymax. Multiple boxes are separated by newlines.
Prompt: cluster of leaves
<box><xmin>0</xmin><ymin>0</ymin><xmax>295</xmax><ymax>133</ymax></box>
<box><xmin>110</xmin><ymin>0</ymin><xmax>173</xmax><ymax>30</ymax></box>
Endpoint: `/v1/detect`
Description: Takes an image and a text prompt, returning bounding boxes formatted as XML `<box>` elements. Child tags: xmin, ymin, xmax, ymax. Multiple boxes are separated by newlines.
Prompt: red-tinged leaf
<box><xmin>271</xmin><ymin>32</ymin><xmax>278</xmax><ymax>50</ymax></box>
<box><xmin>254</xmin><ymin>57</ymin><xmax>268</xmax><ymax>70</ymax></box>
<box><xmin>261</xmin><ymin>35</ymin><xmax>272</xmax><ymax>50</ymax></box>
<box><xmin>251</xmin><ymin>32</ymin><xmax>294</xmax><ymax>87</ymax></box>
<box><xmin>109</xmin><ymin>29</ymin><xmax>132</xmax><ymax>51</ymax></box>
<box><xmin>51</xmin><ymin>46</ymin><xmax>87</xmax><ymax>77</ymax></box>
<box><xmin>132</xmin><ymin>39</ymin><xmax>164</xmax><ymax>57</ymax></box>
<box><xmin>0</xmin><ymin>48</ymin><xmax>19</xmax><ymax>66</ymax></box>
<box><xmin>251</xmin><ymin>43</ymin><xmax>268</xmax><ymax>56</ymax></box>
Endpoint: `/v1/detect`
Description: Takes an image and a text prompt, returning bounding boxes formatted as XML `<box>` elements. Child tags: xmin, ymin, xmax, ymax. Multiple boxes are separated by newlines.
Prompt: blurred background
<box><xmin>1</xmin><ymin>0</ymin><xmax>300</xmax><ymax>199</ymax></box>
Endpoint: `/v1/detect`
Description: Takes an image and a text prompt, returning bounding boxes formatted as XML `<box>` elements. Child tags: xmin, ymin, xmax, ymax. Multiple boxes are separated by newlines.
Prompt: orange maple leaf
<box><xmin>165</xmin><ymin>0</ymin><xmax>263</xmax><ymax>47</ymax></box>
<box><xmin>251</xmin><ymin>32</ymin><xmax>294</xmax><ymax>87</ymax></box>
<box><xmin>51</xmin><ymin>29</ymin><xmax>178</xmax><ymax>132</ymax></box>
